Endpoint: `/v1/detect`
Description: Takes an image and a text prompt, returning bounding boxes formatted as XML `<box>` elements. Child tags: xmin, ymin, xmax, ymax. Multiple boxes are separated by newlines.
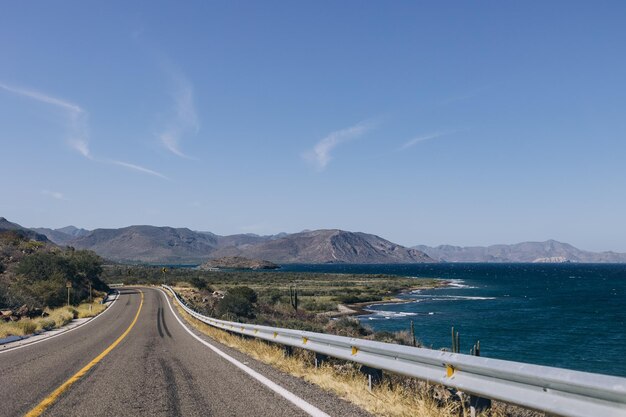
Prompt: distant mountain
<box><xmin>211</xmin><ymin>229</ymin><xmax>434</xmax><ymax>264</ymax></box>
<box><xmin>56</xmin><ymin>226</ymin><xmax>90</xmax><ymax>238</ymax></box>
<box><xmin>0</xmin><ymin>217</ymin><xmax>49</xmax><ymax>242</ymax></box>
<box><xmin>70</xmin><ymin>226</ymin><xmax>219</xmax><ymax>263</ymax></box>
<box><xmin>32</xmin><ymin>226</ymin><xmax>92</xmax><ymax>245</ymax></box>
<box><xmin>413</xmin><ymin>240</ymin><xmax>626</xmax><ymax>263</ymax></box>
<box><xmin>68</xmin><ymin>227</ymin><xmax>433</xmax><ymax>264</ymax></box>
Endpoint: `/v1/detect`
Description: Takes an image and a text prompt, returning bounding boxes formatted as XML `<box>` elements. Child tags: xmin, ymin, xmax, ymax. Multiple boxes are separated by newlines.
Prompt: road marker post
<box><xmin>66</xmin><ymin>281</ymin><xmax>72</xmax><ymax>307</ymax></box>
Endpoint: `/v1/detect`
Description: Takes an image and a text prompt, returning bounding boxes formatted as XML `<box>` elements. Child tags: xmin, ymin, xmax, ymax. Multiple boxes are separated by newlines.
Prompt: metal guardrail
<box><xmin>163</xmin><ymin>285</ymin><xmax>626</xmax><ymax>417</ymax></box>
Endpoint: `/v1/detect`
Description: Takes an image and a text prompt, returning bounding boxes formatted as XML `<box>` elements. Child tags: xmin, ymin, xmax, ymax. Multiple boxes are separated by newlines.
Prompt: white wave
<box><xmin>428</xmin><ymin>295</ymin><xmax>495</xmax><ymax>301</ymax></box>
<box><xmin>365</xmin><ymin>310</ymin><xmax>419</xmax><ymax>319</ymax></box>
<box><xmin>447</xmin><ymin>279</ymin><xmax>476</xmax><ymax>289</ymax></box>
<box><xmin>366</xmin><ymin>300</ymin><xmax>420</xmax><ymax>309</ymax></box>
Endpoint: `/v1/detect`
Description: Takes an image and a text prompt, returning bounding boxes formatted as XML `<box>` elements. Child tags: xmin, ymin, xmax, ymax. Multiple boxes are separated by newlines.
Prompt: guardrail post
<box><xmin>314</xmin><ymin>353</ymin><xmax>328</xmax><ymax>368</ymax></box>
<box><xmin>360</xmin><ymin>365</ymin><xmax>383</xmax><ymax>392</ymax></box>
<box><xmin>469</xmin><ymin>395</ymin><xmax>491</xmax><ymax>417</ymax></box>
<box><xmin>283</xmin><ymin>345</ymin><xmax>294</xmax><ymax>357</ymax></box>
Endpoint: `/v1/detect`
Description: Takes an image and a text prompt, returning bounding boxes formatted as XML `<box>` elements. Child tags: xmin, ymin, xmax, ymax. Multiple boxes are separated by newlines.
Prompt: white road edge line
<box><xmin>159</xmin><ymin>289</ymin><xmax>332</xmax><ymax>417</ymax></box>
<box><xmin>0</xmin><ymin>292</ymin><xmax>120</xmax><ymax>355</ymax></box>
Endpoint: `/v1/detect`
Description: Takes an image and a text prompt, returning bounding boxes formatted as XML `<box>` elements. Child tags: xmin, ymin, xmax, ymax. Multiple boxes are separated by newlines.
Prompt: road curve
<box><xmin>0</xmin><ymin>288</ymin><xmax>372</xmax><ymax>417</ymax></box>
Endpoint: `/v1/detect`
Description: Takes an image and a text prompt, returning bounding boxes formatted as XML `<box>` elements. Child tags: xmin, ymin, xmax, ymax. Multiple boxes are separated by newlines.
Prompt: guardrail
<box><xmin>163</xmin><ymin>285</ymin><xmax>626</xmax><ymax>417</ymax></box>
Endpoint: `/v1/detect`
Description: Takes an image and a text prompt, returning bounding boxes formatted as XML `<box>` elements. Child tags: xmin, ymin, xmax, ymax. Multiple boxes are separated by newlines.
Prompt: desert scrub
<box><xmin>0</xmin><ymin>301</ymin><xmax>106</xmax><ymax>339</ymax></box>
<box><xmin>17</xmin><ymin>320</ymin><xmax>37</xmax><ymax>335</ymax></box>
<box><xmin>39</xmin><ymin>318</ymin><xmax>56</xmax><ymax>331</ymax></box>
<box><xmin>47</xmin><ymin>307</ymin><xmax>77</xmax><ymax>327</ymax></box>
<box><xmin>75</xmin><ymin>302</ymin><xmax>106</xmax><ymax>318</ymax></box>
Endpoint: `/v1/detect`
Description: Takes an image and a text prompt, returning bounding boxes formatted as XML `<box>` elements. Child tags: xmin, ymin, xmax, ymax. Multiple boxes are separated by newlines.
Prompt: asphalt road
<box><xmin>0</xmin><ymin>288</ymin><xmax>372</xmax><ymax>417</ymax></box>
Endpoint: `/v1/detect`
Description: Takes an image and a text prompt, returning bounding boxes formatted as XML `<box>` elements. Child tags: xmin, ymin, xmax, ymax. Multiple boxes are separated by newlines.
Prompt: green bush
<box><xmin>334</xmin><ymin>294</ymin><xmax>383</xmax><ymax>304</ymax></box>
<box><xmin>217</xmin><ymin>287</ymin><xmax>258</xmax><ymax>319</ymax></box>
<box><xmin>227</xmin><ymin>286</ymin><xmax>257</xmax><ymax>303</ymax></box>
<box><xmin>189</xmin><ymin>277</ymin><xmax>208</xmax><ymax>290</ymax></box>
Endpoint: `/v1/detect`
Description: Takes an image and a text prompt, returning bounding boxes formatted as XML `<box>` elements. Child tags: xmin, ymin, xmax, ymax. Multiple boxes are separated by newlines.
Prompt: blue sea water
<box><xmin>279</xmin><ymin>263</ymin><xmax>626</xmax><ymax>377</ymax></box>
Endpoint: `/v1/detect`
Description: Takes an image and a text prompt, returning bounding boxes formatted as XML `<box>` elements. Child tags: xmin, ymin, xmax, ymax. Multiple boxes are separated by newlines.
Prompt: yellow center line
<box><xmin>24</xmin><ymin>290</ymin><xmax>144</xmax><ymax>417</ymax></box>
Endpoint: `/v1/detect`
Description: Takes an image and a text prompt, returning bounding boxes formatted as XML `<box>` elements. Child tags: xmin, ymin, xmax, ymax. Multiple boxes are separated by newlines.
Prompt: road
<box><xmin>0</xmin><ymin>287</ymin><xmax>372</xmax><ymax>417</ymax></box>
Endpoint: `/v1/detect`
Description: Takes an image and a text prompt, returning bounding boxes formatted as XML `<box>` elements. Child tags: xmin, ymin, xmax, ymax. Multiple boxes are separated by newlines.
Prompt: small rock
<box><xmin>15</xmin><ymin>305</ymin><xmax>29</xmax><ymax>317</ymax></box>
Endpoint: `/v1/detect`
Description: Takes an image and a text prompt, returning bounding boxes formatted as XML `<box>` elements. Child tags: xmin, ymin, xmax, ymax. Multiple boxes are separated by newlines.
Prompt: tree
<box><xmin>190</xmin><ymin>277</ymin><xmax>207</xmax><ymax>290</ymax></box>
<box><xmin>228</xmin><ymin>286</ymin><xmax>257</xmax><ymax>303</ymax></box>
<box><xmin>216</xmin><ymin>286</ymin><xmax>258</xmax><ymax>319</ymax></box>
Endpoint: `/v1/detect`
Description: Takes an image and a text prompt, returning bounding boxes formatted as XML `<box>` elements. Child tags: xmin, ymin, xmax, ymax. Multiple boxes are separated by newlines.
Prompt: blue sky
<box><xmin>1</xmin><ymin>1</ymin><xmax>626</xmax><ymax>251</ymax></box>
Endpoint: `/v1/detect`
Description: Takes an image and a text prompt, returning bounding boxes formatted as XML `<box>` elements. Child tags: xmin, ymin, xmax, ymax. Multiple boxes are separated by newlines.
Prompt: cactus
<box><xmin>451</xmin><ymin>327</ymin><xmax>460</xmax><ymax>353</ymax></box>
<box><xmin>289</xmin><ymin>285</ymin><xmax>299</xmax><ymax>311</ymax></box>
<box><xmin>410</xmin><ymin>320</ymin><xmax>416</xmax><ymax>347</ymax></box>
<box><xmin>470</xmin><ymin>340</ymin><xmax>481</xmax><ymax>356</ymax></box>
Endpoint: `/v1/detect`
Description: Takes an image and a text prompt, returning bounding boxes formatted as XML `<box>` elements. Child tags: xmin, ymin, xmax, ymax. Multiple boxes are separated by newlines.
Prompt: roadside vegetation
<box><xmin>0</xmin><ymin>230</ymin><xmax>109</xmax><ymax>309</ymax></box>
<box><xmin>0</xmin><ymin>300</ymin><xmax>106</xmax><ymax>338</ymax></box>
<box><xmin>0</xmin><ymin>230</ymin><xmax>110</xmax><ymax>339</ymax></box>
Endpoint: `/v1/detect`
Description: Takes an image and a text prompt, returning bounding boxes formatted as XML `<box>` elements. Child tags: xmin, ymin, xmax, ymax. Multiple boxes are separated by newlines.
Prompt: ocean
<box><xmin>279</xmin><ymin>263</ymin><xmax>626</xmax><ymax>377</ymax></box>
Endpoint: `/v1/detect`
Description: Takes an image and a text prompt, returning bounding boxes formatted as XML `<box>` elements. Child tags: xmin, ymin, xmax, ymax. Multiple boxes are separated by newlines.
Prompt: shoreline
<box><xmin>325</xmin><ymin>279</ymin><xmax>452</xmax><ymax>318</ymax></box>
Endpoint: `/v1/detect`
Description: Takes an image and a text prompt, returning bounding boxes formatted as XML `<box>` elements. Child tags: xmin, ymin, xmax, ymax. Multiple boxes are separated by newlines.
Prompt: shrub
<box><xmin>334</xmin><ymin>294</ymin><xmax>383</xmax><ymax>304</ymax></box>
<box><xmin>17</xmin><ymin>320</ymin><xmax>37</xmax><ymax>335</ymax></box>
<box><xmin>325</xmin><ymin>317</ymin><xmax>372</xmax><ymax>337</ymax></box>
<box><xmin>189</xmin><ymin>277</ymin><xmax>208</xmax><ymax>290</ymax></box>
<box><xmin>217</xmin><ymin>287</ymin><xmax>258</xmax><ymax>319</ymax></box>
<box><xmin>48</xmin><ymin>308</ymin><xmax>75</xmax><ymax>327</ymax></box>
<box><xmin>228</xmin><ymin>286</ymin><xmax>257</xmax><ymax>303</ymax></box>
<box><xmin>39</xmin><ymin>318</ymin><xmax>56</xmax><ymax>331</ymax></box>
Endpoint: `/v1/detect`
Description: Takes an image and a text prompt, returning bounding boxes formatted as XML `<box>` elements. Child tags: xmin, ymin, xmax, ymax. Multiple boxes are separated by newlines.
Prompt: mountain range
<box><xmin>1</xmin><ymin>218</ymin><xmax>432</xmax><ymax>264</ymax></box>
<box><xmin>413</xmin><ymin>240</ymin><xmax>626</xmax><ymax>263</ymax></box>
<box><xmin>3</xmin><ymin>217</ymin><xmax>626</xmax><ymax>264</ymax></box>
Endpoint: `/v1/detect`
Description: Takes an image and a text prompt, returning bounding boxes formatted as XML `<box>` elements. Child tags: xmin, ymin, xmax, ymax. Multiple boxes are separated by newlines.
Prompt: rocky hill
<box><xmin>32</xmin><ymin>226</ymin><xmax>91</xmax><ymax>246</ymax></box>
<box><xmin>211</xmin><ymin>229</ymin><xmax>434</xmax><ymax>264</ymax></box>
<box><xmin>0</xmin><ymin>220</ymin><xmax>107</xmax><ymax>309</ymax></box>
<box><xmin>70</xmin><ymin>226</ymin><xmax>219</xmax><ymax>263</ymax></box>
<box><xmin>0</xmin><ymin>217</ymin><xmax>48</xmax><ymax>242</ymax></box>
<box><xmin>413</xmin><ymin>240</ymin><xmax>626</xmax><ymax>263</ymax></box>
<box><xmin>199</xmin><ymin>256</ymin><xmax>279</xmax><ymax>270</ymax></box>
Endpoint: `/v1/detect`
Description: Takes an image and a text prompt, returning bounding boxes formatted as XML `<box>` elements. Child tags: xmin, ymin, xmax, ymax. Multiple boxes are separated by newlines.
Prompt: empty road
<box><xmin>0</xmin><ymin>287</ymin><xmax>371</xmax><ymax>417</ymax></box>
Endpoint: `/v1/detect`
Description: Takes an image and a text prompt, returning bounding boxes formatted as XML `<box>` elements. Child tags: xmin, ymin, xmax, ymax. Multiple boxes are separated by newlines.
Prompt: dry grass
<box><xmin>0</xmin><ymin>300</ymin><xmax>107</xmax><ymax>339</ymax></box>
<box><xmin>173</xmin><ymin>300</ymin><xmax>486</xmax><ymax>417</ymax></box>
<box><xmin>75</xmin><ymin>301</ymin><xmax>106</xmax><ymax>318</ymax></box>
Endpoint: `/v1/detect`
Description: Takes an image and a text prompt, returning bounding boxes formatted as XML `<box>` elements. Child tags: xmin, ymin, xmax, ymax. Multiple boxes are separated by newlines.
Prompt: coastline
<box><xmin>325</xmin><ymin>279</ymin><xmax>452</xmax><ymax>318</ymax></box>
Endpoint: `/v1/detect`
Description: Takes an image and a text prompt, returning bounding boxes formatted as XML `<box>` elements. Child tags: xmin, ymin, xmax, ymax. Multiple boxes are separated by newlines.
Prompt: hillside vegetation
<box><xmin>0</xmin><ymin>230</ymin><xmax>108</xmax><ymax>309</ymax></box>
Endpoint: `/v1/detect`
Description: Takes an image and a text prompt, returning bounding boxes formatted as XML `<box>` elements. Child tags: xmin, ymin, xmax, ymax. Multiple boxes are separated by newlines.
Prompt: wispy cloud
<box><xmin>109</xmin><ymin>160</ymin><xmax>170</xmax><ymax>180</ymax></box>
<box><xmin>41</xmin><ymin>190</ymin><xmax>65</xmax><ymax>200</ymax></box>
<box><xmin>303</xmin><ymin>121</ymin><xmax>375</xmax><ymax>170</ymax></box>
<box><xmin>398</xmin><ymin>130</ymin><xmax>462</xmax><ymax>151</ymax></box>
<box><xmin>159</xmin><ymin>74</ymin><xmax>199</xmax><ymax>158</ymax></box>
<box><xmin>1</xmin><ymin>82</ymin><xmax>171</xmax><ymax>181</ymax></box>
<box><xmin>0</xmin><ymin>82</ymin><xmax>92</xmax><ymax>159</ymax></box>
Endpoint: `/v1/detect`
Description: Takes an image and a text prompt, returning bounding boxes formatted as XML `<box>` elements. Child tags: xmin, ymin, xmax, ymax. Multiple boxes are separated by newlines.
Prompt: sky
<box><xmin>1</xmin><ymin>1</ymin><xmax>626</xmax><ymax>252</ymax></box>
